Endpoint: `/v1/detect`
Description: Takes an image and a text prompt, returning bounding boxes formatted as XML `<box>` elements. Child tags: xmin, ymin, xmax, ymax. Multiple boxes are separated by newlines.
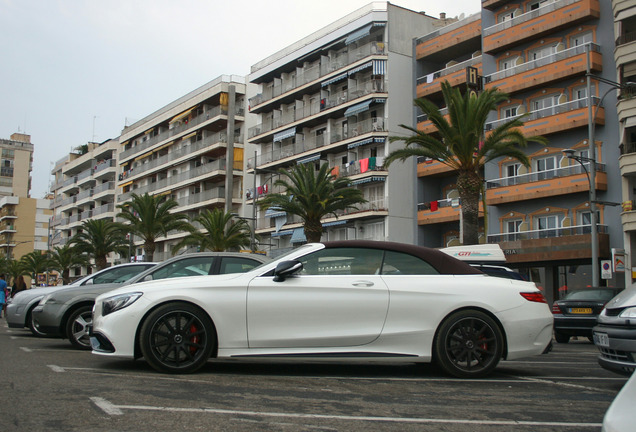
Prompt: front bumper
<box><xmin>5</xmin><ymin>302</ymin><xmax>26</xmax><ymax>328</ymax></box>
<box><xmin>31</xmin><ymin>305</ymin><xmax>64</xmax><ymax>337</ymax></box>
<box><xmin>553</xmin><ymin>315</ymin><xmax>598</xmax><ymax>336</ymax></box>
<box><xmin>593</xmin><ymin>324</ymin><xmax>636</xmax><ymax>376</ymax></box>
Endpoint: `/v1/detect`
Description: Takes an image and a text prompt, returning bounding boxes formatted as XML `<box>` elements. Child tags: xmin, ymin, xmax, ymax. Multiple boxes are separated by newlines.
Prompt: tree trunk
<box><xmin>304</xmin><ymin>220</ymin><xmax>323</xmax><ymax>243</ymax></box>
<box><xmin>144</xmin><ymin>241</ymin><xmax>155</xmax><ymax>262</ymax></box>
<box><xmin>457</xmin><ymin>170</ymin><xmax>482</xmax><ymax>245</ymax></box>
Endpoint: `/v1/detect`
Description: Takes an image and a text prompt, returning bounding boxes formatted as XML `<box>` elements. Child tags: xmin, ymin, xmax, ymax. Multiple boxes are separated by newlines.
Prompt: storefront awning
<box><xmin>344</xmin><ymin>100</ymin><xmax>372</xmax><ymax>117</ymax></box>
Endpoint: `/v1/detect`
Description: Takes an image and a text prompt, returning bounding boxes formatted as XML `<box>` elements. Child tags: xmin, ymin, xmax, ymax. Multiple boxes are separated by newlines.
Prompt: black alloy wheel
<box><xmin>140</xmin><ymin>302</ymin><xmax>215</xmax><ymax>374</ymax></box>
<box><xmin>434</xmin><ymin>309</ymin><xmax>504</xmax><ymax>378</ymax></box>
<box><xmin>66</xmin><ymin>305</ymin><xmax>94</xmax><ymax>350</ymax></box>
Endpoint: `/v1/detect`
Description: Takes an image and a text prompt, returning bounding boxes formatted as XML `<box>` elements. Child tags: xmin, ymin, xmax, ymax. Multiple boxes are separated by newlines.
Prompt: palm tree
<box><xmin>172</xmin><ymin>208</ymin><xmax>251</xmax><ymax>253</ymax></box>
<box><xmin>5</xmin><ymin>259</ymin><xmax>26</xmax><ymax>287</ymax></box>
<box><xmin>70</xmin><ymin>219</ymin><xmax>129</xmax><ymax>270</ymax></box>
<box><xmin>259</xmin><ymin>163</ymin><xmax>366</xmax><ymax>243</ymax></box>
<box><xmin>19</xmin><ymin>251</ymin><xmax>49</xmax><ymax>284</ymax></box>
<box><xmin>117</xmin><ymin>193</ymin><xmax>192</xmax><ymax>262</ymax></box>
<box><xmin>48</xmin><ymin>244</ymin><xmax>90</xmax><ymax>285</ymax></box>
<box><xmin>386</xmin><ymin>81</ymin><xmax>547</xmax><ymax>245</ymax></box>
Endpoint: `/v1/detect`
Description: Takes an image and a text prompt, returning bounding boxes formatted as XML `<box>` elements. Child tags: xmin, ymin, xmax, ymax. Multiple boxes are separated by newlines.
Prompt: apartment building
<box><xmin>0</xmin><ymin>133</ymin><xmax>51</xmax><ymax>261</ymax></box>
<box><xmin>246</xmin><ymin>2</ymin><xmax>440</xmax><ymax>257</ymax></box>
<box><xmin>116</xmin><ymin>75</ymin><xmax>246</xmax><ymax>262</ymax></box>
<box><xmin>49</xmin><ymin>139</ymin><xmax>119</xmax><ymax>275</ymax></box>
<box><xmin>616</xmin><ymin>0</ymin><xmax>636</xmax><ymax>286</ymax></box>
<box><xmin>415</xmin><ymin>0</ymin><xmax>623</xmax><ymax>303</ymax></box>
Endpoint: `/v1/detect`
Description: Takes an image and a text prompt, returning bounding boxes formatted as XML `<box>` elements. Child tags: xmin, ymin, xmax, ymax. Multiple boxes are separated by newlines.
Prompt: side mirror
<box><xmin>142</xmin><ymin>275</ymin><xmax>153</xmax><ymax>282</ymax></box>
<box><xmin>273</xmin><ymin>260</ymin><xmax>303</xmax><ymax>282</ymax></box>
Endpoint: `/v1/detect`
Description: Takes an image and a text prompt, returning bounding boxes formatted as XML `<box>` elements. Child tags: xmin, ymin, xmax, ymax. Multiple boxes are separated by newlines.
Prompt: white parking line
<box><xmin>48</xmin><ymin>365</ymin><xmax>66</xmax><ymax>373</ymax></box>
<box><xmin>89</xmin><ymin>397</ymin><xmax>602</xmax><ymax>428</ymax></box>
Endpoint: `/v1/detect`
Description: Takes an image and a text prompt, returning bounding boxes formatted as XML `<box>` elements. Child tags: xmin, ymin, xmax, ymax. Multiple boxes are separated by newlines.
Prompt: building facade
<box><xmin>246</xmin><ymin>2</ymin><xmax>440</xmax><ymax>257</ymax></box>
<box><xmin>616</xmin><ymin>0</ymin><xmax>636</xmax><ymax>286</ymax></box>
<box><xmin>115</xmin><ymin>75</ymin><xmax>247</xmax><ymax>262</ymax></box>
<box><xmin>415</xmin><ymin>0</ymin><xmax>624</xmax><ymax>303</ymax></box>
<box><xmin>49</xmin><ymin>139</ymin><xmax>119</xmax><ymax>276</ymax></box>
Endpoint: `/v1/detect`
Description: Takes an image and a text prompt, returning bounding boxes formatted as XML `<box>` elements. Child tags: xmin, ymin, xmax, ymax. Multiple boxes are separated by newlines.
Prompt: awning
<box><xmin>345</xmin><ymin>24</ymin><xmax>372</xmax><ymax>45</ymax></box>
<box><xmin>374</xmin><ymin>98</ymin><xmax>386</xmax><ymax>104</ymax></box>
<box><xmin>297</xmin><ymin>153</ymin><xmax>321</xmax><ymax>164</ymax></box>
<box><xmin>344</xmin><ymin>100</ymin><xmax>372</xmax><ymax>117</ymax></box>
<box><xmin>321</xmin><ymin>72</ymin><xmax>348</xmax><ymax>87</ymax></box>
<box><xmin>273</xmin><ymin>127</ymin><xmax>296</xmax><ymax>142</ymax></box>
<box><xmin>373</xmin><ymin>59</ymin><xmax>387</xmax><ymax>75</ymax></box>
<box><xmin>322</xmin><ymin>220</ymin><xmax>347</xmax><ymax>227</ymax></box>
<box><xmin>181</xmin><ymin>131</ymin><xmax>197</xmax><ymax>141</ymax></box>
<box><xmin>348</xmin><ymin>61</ymin><xmax>373</xmax><ymax>76</ymax></box>
<box><xmin>169</xmin><ymin>107</ymin><xmax>195</xmax><ymax>124</ymax></box>
<box><xmin>119</xmin><ymin>180</ymin><xmax>133</xmax><ymax>188</ymax></box>
<box><xmin>265</xmin><ymin>208</ymin><xmax>286</xmax><ymax>218</ymax></box>
<box><xmin>347</xmin><ymin>136</ymin><xmax>385</xmax><ymax>149</ymax></box>
<box><xmin>625</xmin><ymin>116</ymin><xmax>636</xmax><ymax>128</ymax></box>
<box><xmin>352</xmin><ymin>176</ymin><xmax>386</xmax><ymax>185</ymax></box>
<box><xmin>271</xmin><ymin>229</ymin><xmax>293</xmax><ymax>237</ymax></box>
<box><xmin>290</xmin><ymin>228</ymin><xmax>307</xmax><ymax>244</ymax></box>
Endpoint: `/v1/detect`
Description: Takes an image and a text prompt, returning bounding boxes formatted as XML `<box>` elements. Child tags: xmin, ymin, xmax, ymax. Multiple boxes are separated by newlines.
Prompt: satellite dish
<box><xmin>459</xmin><ymin>13</ymin><xmax>465</xmax><ymax>20</ymax></box>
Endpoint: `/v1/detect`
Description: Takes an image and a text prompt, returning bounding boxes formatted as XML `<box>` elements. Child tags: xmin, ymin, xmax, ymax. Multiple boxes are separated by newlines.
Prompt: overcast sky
<box><xmin>1</xmin><ymin>0</ymin><xmax>480</xmax><ymax>198</ymax></box>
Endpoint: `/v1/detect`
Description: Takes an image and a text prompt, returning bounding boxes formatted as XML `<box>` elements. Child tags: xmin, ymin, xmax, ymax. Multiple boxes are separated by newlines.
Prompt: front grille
<box><xmin>599</xmin><ymin>347</ymin><xmax>631</xmax><ymax>362</ymax></box>
<box><xmin>605</xmin><ymin>308</ymin><xmax>626</xmax><ymax>317</ymax></box>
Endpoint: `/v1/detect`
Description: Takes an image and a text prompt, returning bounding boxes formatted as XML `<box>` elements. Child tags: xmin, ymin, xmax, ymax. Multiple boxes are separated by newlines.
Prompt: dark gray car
<box><xmin>31</xmin><ymin>252</ymin><xmax>269</xmax><ymax>349</ymax></box>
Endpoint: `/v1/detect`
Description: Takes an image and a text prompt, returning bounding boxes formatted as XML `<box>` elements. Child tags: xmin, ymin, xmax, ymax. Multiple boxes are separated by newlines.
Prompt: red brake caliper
<box><xmin>189</xmin><ymin>324</ymin><xmax>199</xmax><ymax>354</ymax></box>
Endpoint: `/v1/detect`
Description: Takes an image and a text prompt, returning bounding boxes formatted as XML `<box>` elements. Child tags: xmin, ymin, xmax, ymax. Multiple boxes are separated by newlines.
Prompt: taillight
<box><xmin>551</xmin><ymin>303</ymin><xmax>562</xmax><ymax>314</ymax></box>
<box><xmin>520</xmin><ymin>292</ymin><xmax>548</xmax><ymax>304</ymax></box>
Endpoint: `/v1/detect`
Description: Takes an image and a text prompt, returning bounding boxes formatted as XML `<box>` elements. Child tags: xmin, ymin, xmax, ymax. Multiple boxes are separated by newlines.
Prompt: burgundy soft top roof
<box><xmin>322</xmin><ymin>240</ymin><xmax>483</xmax><ymax>275</ymax></box>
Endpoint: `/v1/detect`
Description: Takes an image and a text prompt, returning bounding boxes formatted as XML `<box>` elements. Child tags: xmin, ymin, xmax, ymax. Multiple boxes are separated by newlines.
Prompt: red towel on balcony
<box><xmin>360</xmin><ymin>158</ymin><xmax>369</xmax><ymax>173</ymax></box>
<box><xmin>430</xmin><ymin>200</ymin><xmax>438</xmax><ymax>211</ymax></box>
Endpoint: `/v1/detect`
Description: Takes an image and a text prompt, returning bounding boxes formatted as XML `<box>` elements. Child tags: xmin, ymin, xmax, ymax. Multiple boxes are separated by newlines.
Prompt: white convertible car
<box><xmin>90</xmin><ymin>241</ymin><xmax>553</xmax><ymax>377</ymax></box>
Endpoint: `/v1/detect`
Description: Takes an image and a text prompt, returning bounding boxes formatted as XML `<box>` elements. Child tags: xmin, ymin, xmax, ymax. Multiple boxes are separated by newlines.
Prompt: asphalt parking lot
<box><xmin>0</xmin><ymin>321</ymin><xmax>628</xmax><ymax>432</ymax></box>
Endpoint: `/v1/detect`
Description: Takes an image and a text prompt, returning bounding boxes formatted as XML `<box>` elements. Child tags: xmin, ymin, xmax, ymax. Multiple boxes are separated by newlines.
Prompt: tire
<box><xmin>554</xmin><ymin>332</ymin><xmax>570</xmax><ymax>344</ymax></box>
<box><xmin>434</xmin><ymin>310</ymin><xmax>504</xmax><ymax>378</ymax></box>
<box><xmin>28</xmin><ymin>305</ymin><xmax>48</xmax><ymax>337</ymax></box>
<box><xmin>140</xmin><ymin>302</ymin><xmax>215</xmax><ymax>374</ymax></box>
<box><xmin>65</xmin><ymin>305</ymin><xmax>94</xmax><ymax>350</ymax></box>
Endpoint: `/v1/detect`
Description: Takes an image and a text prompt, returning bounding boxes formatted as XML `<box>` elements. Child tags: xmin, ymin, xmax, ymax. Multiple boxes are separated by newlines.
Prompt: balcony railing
<box><xmin>488</xmin><ymin>223</ymin><xmax>608</xmax><ymax>243</ymax></box>
<box><xmin>249</xmin><ymin>117</ymin><xmax>386</xmax><ymax>168</ymax></box>
<box><xmin>174</xmin><ymin>187</ymin><xmax>226</xmax><ymax>208</ymax></box>
<box><xmin>485</xmin><ymin>97</ymin><xmax>598</xmax><ymax>131</ymax></box>
<box><xmin>484</xmin><ymin>43</ymin><xmax>600</xmax><ymax>83</ymax></box>
<box><xmin>250</xmin><ymin>41</ymin><xmax>387</xmax><ymax>107</ymax></box>
<box><xmin>617</xmin><ymin>30</ymin><xmax>636</xmax><ymax>46</ymax></box>
<box><xmin>417</xmin><ymin>56</ymin><xmax>483</xmax><ymax>86</ymax></box>
<box><xmin>486</xmin><ymin>162</ymin><xmax>605</xmax><ymax>189</ymax></box>
<box><xmin>483</xmin><ymin>0</ymin><xmax>581</xmax><ymax>37</ymax></box>
<box><xmin>249</xmin><ymin>78</ymin><xmax>386</xmax><ymax>139</ymax></box>
<box><xmin>416</xmin><ymin>13</ymin><xmax>481</xmax><ymax>45</ymax></box>
<box><xmin>119</xmin><ymin>104</ymin><xmax>242</xmax><ymax>161</ymax></box>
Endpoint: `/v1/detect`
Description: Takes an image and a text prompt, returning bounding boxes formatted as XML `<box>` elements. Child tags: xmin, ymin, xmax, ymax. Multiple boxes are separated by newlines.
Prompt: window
<box><xmin>573</xmin><ymin>84</ymin><xmax>596</xmax><ymax>101</ymax></box>
<box><xmin>501</xmin><ymin>106</ymin><xmax>518</xmax><ymax>119</ymax></box>
<box><xmin>298</xmin><ymin>247</ymin><xmax>384</xmax><ymax>276</ymax></box>
<box><xmin>532</xmin><ymin>94</ymin><xmax>560</xmax><ymax>113</ymax></box>
<box><xmin>529</xmin><ymin>0</ymin><xmax>552</xmax><ymax>11</ymax></box>
<box><xmin>381</xmin><ymin>250</ymin><xmax>439</xmax><ymax>275</ymax></box>
<box><xmin>506</xmin><ymin>219</ymin><xmax>523</xmax><ymax>234</ymax></box>
<box><xmin>150</xmin><ymin>256</ymin><xmax>216</xmax><ymax>280</ymax></box>
<box><xmin>219</xmin><ymin>257</ymin><xmax>263</xmax><ymax>274</ymax></box>
<box><xmin>499</xmin><ymin>57</ymin><xmax>520</xmax><ymax>71</ymax></box>
<box><xmin>89</xmin><ymin>265</ymin><xmax>155</xmax><ymax>285</ymax></box>
<box><xmin>536</xmin><ymin>215</ymin><xmax>559</xmax><ymax>238</ymax></box>
<box><xmin>505</xmin><ymin>163</ymin><xmax>521</xmax><ymax>178</ymax></box>
<box><xmin>536</xmin><ymin>156</ymin><xmax>556</xmax><ymax>180</ymax></box>
<box><xmin>570</xmin><ymin>31</ymin><xmax>593</xmax><ymax>47</ymax></box>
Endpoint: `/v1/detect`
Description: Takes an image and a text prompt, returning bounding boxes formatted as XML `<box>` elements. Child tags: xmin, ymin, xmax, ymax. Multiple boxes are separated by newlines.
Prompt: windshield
<box><xmin>562</xmin><ymin>290</ymin><xmax>618</xmax><ymax>301</ymax></box>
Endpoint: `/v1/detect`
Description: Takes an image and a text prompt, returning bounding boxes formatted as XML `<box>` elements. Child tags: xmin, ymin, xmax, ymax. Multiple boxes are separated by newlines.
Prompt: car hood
<box><xmin>43</xmin><ymin>282</ymin><xmax>123</xmax><ymax>301</ymax></box>
<box><xmin>9</xmin><ymin>285</ymin><xmax>72</xmax><ymax>304</ymax></box>
<box><xmin>96</xmin><ymin>273</ymin><xmax>246</xmax><ymax>300</ymax></box>
<box><xmin>605</xmin><ymin>288</ymin><xmax>636</xmax><ymax>309</ymax></box>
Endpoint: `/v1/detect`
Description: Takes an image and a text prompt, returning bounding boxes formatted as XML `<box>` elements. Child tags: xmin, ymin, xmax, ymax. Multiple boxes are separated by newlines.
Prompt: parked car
<box><xmin>552</xmin><ymin>288</ymin><xmax>620</xmax><ymax>343</ymax></box>
<box><xmin>602</xmin><ymin>370</ymin><xmax>635</xmax><ymax>432</ymax></box>
<box><xmin>91</xmin><ymin>240</ymin><xmax>553</xmax><ymax>377</ymax></box>
<box><xmin>32</xmin><ymin>252</ymin><xmax>268</xmax><ymax>350</ymax></box>
<box><xmin>593</xmin><ymin>287</ymin><xmax>636</xmax><ymax>376</ymax></box>
<box><xmin>6</xmin><ymin>262</ymin><xmax>156</xmax><ymax>335</ymax></box>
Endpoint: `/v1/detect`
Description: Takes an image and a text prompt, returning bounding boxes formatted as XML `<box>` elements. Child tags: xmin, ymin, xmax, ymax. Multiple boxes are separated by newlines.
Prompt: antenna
<box><xmin>92</xmin><ymin>116</ymin><xmax>97</xmax><ymax>142</ymax></box>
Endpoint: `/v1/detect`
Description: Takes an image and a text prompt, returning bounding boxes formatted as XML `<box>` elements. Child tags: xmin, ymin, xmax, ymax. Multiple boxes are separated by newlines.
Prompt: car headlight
<box><xmin>40</xmin><ymin>294</ymin><xmax>58</xmax><ymax>305</ymax></box>
<box><xmin>102</xmin><ymin>292</ymin><xmax>143</xmax><ymax>316</ymax></box>
<box><xmin>619</xmin><ymin>307</ymin><xmax>636</xmax><ymax>318</ymax></box>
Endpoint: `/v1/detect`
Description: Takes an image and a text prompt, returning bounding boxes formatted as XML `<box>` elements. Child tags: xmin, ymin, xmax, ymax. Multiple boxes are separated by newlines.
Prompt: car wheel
<box><xmin>27</xmin><ymin>306</ymin><xmax>48</xmax><ymax>337</ymax></box>
<box><xmin>434</xmin><ymin>310</ymin><xmax>504</xmax><ymax>378</ymax></box>
<box><xmin>140</xmin><ymin>302</ymin><xmax>216</xmax><ymax>374</ymax></box>
<box><xmin>65</xmin><ymin>305</ymin><xmax>94</xmax><ymax>350</ymax></box>
<box><xmin>554</xmin><ymin>332</ymin><xmax>570</xmax><ymax>344</ymax></box>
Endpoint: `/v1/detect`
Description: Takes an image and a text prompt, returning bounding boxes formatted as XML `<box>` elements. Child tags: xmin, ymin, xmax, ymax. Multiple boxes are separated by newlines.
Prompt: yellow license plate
<box><xmin>569</xmin><ymin>308</ymin><xmax>593</xmax><ymax>314</ymax></box>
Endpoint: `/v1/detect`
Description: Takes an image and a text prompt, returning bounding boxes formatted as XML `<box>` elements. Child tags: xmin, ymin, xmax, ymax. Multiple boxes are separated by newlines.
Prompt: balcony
<box><xmin>486</xmin><ymin>163</ymin><xmax>607</xmax><ymax>205</ymax></box>
<box><xmin>485</xmin><ymin>97</ymin><xmax>604</xmax><ymax>137</ymax></box>
<box><xmin>417</xmin><ymin>157</ymin><xmax>456</xmax><ymax>177</ymax></box>
<box><xmin>484</xmin><ymin>43</ymin><xmax>602</xmax><ymax>94</ymax></box>
<box><xmin>488</xmin><ymin>224</ymin><xmax>609</xmax><ymax>264</ymax></box>
<box><xmin>417</xmin><ymin>199</ymin><xmax>484</xmax><ymax>225</ymax></box>
<box><xmin>249</xmin><ymin>117</ymin><xmax>386</xmax><ymax>170</ymax></box>
<box><xmin>483</xmin><ymin>0</ymin><xmax>600</xmax><ymax>54</ymax></box>
<box><xmin>249</xmin><ymin>41</ymin><xmax>387</xmax><ymax>111</ymax></box>
<box><xmin>620</xmin><ymin>142</ymin><xmax>636</xmax><ymax>175</ymax></box>
<box><xmin>248</xmin><ymin>78</ymin><xmax>386</xmax><ymax>141</ymax></box>
<box><xmin>482</xmin><ymin>0</ymin><xmax>508</xmax><ymax>10</ymax></box>
<box><xmin>417</xmin><ymin>57</ymin><xmax>482</xmax><ymax>99</ymax></box>
<box><xmin>415</xmin><ymin>13</ymin><xmax>481</xmax><ymax>60</ymax></box>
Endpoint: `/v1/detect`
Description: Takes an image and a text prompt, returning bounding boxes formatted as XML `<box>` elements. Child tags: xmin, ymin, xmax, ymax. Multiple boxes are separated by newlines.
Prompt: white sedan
<box><xmin>91</xmin><ymin>241</ymin><xmax>553</xmax><ymax>378</ymax></box>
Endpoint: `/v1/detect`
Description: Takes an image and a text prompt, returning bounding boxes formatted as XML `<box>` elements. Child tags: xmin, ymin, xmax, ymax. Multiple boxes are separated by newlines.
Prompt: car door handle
<box><xmin>352</xmin><ymin>280</ymin><xmax>374</xmax><ymax>287</ymax></box>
